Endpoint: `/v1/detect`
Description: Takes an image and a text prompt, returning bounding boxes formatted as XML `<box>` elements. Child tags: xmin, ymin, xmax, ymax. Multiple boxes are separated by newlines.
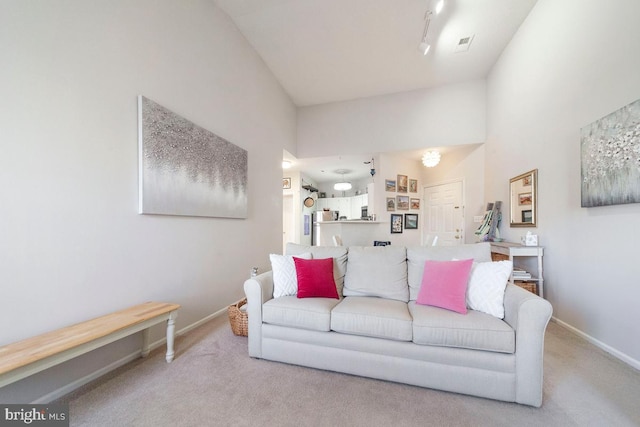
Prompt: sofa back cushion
<box><xmin>286</xmin><ymin>243</ymin><xmax>348</xmax><ymax>296</ymax></box>
<box><xmin>407</xmin><ymin>243</ymin><xmax>492</xmax><ymax>301</ymax></box>
<box><xmin>343</xmin><ymin>246</ymin><xmax>408</xmax><ymax>302</ymax></box>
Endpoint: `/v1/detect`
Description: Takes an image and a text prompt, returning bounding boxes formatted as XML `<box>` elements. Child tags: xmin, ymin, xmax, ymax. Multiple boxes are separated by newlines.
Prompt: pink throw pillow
<box><xmin>293</xmin><ymin>257</ymin><xmax>339</xmax><ymax>299</ymax></box>
<box><xmin>416</xmin><ymin>259</ymin><xmax>473</xmax><ymax>314</ymax></box>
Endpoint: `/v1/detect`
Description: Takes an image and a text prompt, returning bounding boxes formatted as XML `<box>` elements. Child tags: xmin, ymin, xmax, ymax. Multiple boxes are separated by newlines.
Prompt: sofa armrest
<box><xmin>243</xmin><ymin>271</ymin><xmax>273</xmax><ymax>358</ymax></box>
<box><xmin>503</xmin><ymin>284</ymin><xmax>553</xmax><ymax>407</ymax></box>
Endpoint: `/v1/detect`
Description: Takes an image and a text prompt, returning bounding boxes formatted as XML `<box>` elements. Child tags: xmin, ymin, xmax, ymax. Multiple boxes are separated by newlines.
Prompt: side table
<box><xmin>490</xmin><ymin>241</ymin><xmax>544</xmax><ymax>298</ymax></box>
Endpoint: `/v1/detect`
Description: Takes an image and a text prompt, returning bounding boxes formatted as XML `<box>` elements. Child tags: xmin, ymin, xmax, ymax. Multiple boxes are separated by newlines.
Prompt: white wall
<box><xmin>0</xmin><ymin>0</ymin><xmax>295</xmax><ymax>402</ymax></box>
<box><xmin>297</xmin><ymin>80</ymin><xmax>486</xmax><ymax>158</ymax></box>
<box><xmin>486</xmin><ymin>0</ymin><xmax>640</xmax><ymax>367</ymax></box>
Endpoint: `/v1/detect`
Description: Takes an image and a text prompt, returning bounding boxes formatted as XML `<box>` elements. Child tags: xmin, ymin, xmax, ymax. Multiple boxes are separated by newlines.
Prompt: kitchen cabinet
<box><xmin>350</xmin><ymin>194</ymin><xmax>368</xmax><ymax>219</ymax></box>
<box><xmin>316</xmin><ymin>194</ymin><xmax>369</xmax><ymax>219</ymax></box>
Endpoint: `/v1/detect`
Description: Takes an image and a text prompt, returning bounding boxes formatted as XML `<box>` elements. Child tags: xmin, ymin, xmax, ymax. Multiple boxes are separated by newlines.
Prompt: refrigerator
<box><xmin>312</xmin><ymin>211</ymin><xmax>337</xmax><ymax>246</ymax></box>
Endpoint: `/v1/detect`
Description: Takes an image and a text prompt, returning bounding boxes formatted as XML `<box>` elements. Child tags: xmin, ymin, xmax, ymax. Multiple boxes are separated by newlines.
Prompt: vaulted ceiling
<box><xmin>213</xmin><ymin>0</ymin><xmax>538</xmax><ymax>183</ymax></box>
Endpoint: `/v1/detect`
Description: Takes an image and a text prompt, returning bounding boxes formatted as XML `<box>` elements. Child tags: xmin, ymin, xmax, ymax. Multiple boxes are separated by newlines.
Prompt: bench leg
<box><xmin>141</xmin><ymin>329</ymin><xmax>151</xmax><ymax>358</ymax></box>
<box><xmin>165</xmin><ymin>310</ymin><xmax>178</xmax><ymax>363</ymax></box>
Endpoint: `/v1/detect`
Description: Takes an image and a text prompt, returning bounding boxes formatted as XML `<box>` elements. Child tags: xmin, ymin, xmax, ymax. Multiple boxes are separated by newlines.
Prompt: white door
<box><xmin>283</xmin><ymin>194</ymin><xmax>294</xmax><ymax>253</ymax></box>
<box><xmin>423</xmin><ymin>181</ymin><xmax>464</xmax><ymax>246</ymax></box>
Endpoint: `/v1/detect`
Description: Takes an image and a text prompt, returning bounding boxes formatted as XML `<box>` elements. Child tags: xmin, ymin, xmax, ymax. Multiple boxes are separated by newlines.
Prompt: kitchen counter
<box><xmin>318</xmin><ymin>220</ymin><xmax>381</xmax><ymax>224</ymax></box>
<box><xmin>314</xmin><ymin>220</ymin><xmax>384</xmax><ymax>246</ymax></box>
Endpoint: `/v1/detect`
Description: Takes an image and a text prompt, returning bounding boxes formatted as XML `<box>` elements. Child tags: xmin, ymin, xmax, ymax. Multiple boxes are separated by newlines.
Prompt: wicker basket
<box><xmin>228</xmin><ymin>298</ymin><xmax>248</xmax><ymax>336</ymax></box>
<box><xmin>515</xmin><ymin>281</ymin><xmax>537</xmax><ymax>295</ymax></box>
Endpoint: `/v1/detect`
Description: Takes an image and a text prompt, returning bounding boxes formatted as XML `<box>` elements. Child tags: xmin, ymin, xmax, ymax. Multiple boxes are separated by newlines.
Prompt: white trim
<box><xmin>30</xmin><ymin>308</ymin><xmax>228</xmax><ymax>403</ymax></box>
<box><xmin>551</xmin><ymin>317</ymin><xmax>640</xmax><ymax>371</ymax></box>
<box><xmin>33</xmin><ymin>351</ymin><xmax>142</xmax><ymax>404</ymax></box>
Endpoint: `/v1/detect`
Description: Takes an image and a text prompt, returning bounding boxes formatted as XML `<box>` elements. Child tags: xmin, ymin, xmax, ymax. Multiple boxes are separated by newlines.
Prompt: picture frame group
<box><xmin>390</xmin><ymin>213</ymin><xmax>419</xmax><ymax>233</ymax></box>
<box><xmin>386</xmin><ymin>174</ymin><xmax>420</xmax><ymax>212</ymax></box>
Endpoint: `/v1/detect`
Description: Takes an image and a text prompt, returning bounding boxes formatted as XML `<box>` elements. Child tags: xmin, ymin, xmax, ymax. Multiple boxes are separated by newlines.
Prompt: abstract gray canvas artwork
<box><xmin>138</xmin><ymin>96</ymin><xmax>247</xmax><ymax>218</ymax></box>
<box><xmin>581</xmin><ymin>98</ymin><xmax>640</xmax><ymax>208</ymax></box>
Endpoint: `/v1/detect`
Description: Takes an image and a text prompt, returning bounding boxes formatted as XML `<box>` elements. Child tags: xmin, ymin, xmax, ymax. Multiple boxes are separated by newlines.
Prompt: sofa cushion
<box><xmin>408</xmin><ymin>301</ymin><xmax>515</xmax><ymax>353</ymax></box>
<box><xmin>294</xmin><ymin>257</ymin><xmax>339</xmax><ymax>299</ymax></box>
<box><xmin>286</xmin><ymin>243</ymin><xmax>348</xmax><ymax>296</ymax></box>
<box><xmin>263</xmin><ymin>296</ymin><xmax>341</xmax><ymax>332</ymax></box>
<box><xmin>270</xmin><ymin>253</ymin><xmax>312</xmax><ymax>298</ymax></box>
<box><xmin>416</xmin><ymin>259</ymin><xmax>473</xmax><ymax>314</ymax></box>
<box><xmin>467</xmin><ymin>260</ymin><xmax>512</xmax><ymax>319</ymax></box>
<box><xmin>331</xmin><ymin>297</ymin><xmax>412</xmax><ymax>341</ymax></box>
<box><xmin>407</xmin><ymin>243</ymin><xmax>493</xmax><ymax>300</ymax></box>
<box><xmin>343</xmin><ymin>246</ymin><xmax>409</xmax><ymax>302</ymax></box>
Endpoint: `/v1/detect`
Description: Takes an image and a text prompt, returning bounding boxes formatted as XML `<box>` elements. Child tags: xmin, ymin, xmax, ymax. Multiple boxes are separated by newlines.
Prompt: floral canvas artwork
<box><xmin>581</xmin><ymin>99</ymin><xmax>640</xmax><ymax>207</ymax></box>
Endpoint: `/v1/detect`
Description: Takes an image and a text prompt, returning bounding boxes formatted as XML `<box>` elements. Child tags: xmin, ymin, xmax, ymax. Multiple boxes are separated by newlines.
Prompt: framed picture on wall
<box><xmin>385</xmin><ymin>179</ymin><xmax>396</xmax><ymax>192</ymax></box>
<box><xmin>519</xmin><ymin>192</ymin><xmax>532</xmax><ymax>205</ymax></box>
<box><xmin>410</xmin><ymin>198</ymin><xmax>420</xmax><ymax>209</ymax></box>
<box><xmin>391</xmin><ymin>214</ymin><xmax>403</xmax><ymax>234</ymax></box>
<box><xmin>397</xmin><ymin>174</ymin><xmax>408</xmax><ymax>193</ymax></box>
<box><xmin>283</xmin><ymin>177</ymin><xmax>291</xmax><ymax>189</ymax></box>
<box><xmin>409</xmin><ymin>179</ymin><xmax>418</xmax><ymax>192</ymax></box>
<box><xmin>386</xmin><ymin>197</ymin><xmax>396</xmax><ymax>211</ymax></box>
<box><xmin>405</xmin><ymin>213</ymin><xmax>418</xmax><ymax>230</ymax></box>
<box><xmin>396</xmin><ymin>195</ymin><xmax>409</xmax><ymax>210</ymax></box>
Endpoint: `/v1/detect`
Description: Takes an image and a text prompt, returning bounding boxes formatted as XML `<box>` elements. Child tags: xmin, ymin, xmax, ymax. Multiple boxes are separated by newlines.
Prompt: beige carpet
<box><xmin>56</xmin><ymin>316</ymin><xmax>640</xmax><ymax>427</ymax></box>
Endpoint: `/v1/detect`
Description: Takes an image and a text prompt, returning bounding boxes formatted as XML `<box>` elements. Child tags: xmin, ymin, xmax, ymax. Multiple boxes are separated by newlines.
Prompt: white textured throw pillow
<box><xmin>466</xmin><ymin>261</ymin><xmax>512</xmax><ymax>319</ymax></box>
<box><xmin>270</xmin><ymin>253</ymin><xmax>312</xmax><ymax>298</ymax></box>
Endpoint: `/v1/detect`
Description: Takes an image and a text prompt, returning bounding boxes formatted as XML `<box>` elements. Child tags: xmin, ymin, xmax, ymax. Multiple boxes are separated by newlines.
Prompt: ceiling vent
<box><xmin>454</xmin><ymin>34</ymin><xmax>474</xmax><ymax>53</ymax></box>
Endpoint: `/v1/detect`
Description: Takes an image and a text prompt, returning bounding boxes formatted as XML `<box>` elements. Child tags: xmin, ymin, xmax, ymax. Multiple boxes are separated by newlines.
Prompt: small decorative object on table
<box><xmin>523</xmin><ymin>231</ymin><xmax>538</xmax><ymax>246</ymax></box>
<box><xmin>228</xmin><ymin>298</ymin><xmax>248</xmax><ymax>336</ymax></box>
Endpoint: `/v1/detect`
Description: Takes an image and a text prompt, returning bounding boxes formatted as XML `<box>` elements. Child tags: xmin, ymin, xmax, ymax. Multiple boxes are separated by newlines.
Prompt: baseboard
<box><xmin>551</xmin><ymin>316</ymin><xmax>640</xmax><ymax>371</ymax></box>
<box><xmin>175</xmin><ymin>306</ymin><xmax>228</xmax><ymax>337</ymax></box>
<box><xmin>32</xmin><ymin>308</ymin><xmax>228</xmax><ymax>403</ymax></box>
<box><xmin>32</xmin><ymin>351</ymin><xmax>142</xmax><ymax>404</ymax></box>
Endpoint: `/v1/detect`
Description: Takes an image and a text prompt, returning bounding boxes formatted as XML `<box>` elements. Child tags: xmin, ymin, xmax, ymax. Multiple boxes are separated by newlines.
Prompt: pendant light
<box><xmin>333</xmin><ymin>169</ymin><xmax>352</xmax><ymax>191</ymax></box>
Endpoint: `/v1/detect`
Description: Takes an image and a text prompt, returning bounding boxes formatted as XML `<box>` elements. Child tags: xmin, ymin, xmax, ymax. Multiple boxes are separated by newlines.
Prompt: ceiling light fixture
<box><xmin>418</xmin><ymin>1</ymin><xmax>444</xmax><ymax>55</ymax></box>
<box><xmin>422</xmin><ymin>151</ymin><xmax>441</xmax><ymax>167</ymax></box>
<box><xmin>419</xmin><ymin>41</ymin><xmax>431</xmax><ymax>55</ymax></box>
<box><xmin>333</xmin><ymin>169</ymin><xmax>352</xmax><ymax>191</ymax></box>
<box><xmin>418</xmin><ymin>10</ymin><xmax>433</xmax><ymax>55</ymax></box>
<box><xmin>334</xmin><ymin>182</ymin><xmax>352</xmax><ymax>191</ymax></box>
<box><xmin>282</xmin><ymin>160</ymin><xmax>292</xmax><ymax>169</ymax></box>
<box><xmin>435</xmin><ymin>0</ymin><xmax>444</xmax><ymax>15</ymax></box>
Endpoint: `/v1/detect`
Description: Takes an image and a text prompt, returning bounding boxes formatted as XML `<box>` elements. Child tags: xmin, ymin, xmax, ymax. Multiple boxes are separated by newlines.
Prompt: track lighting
<box><xmin>419</xmin><ymin>41</ymin><xmax>431</xmax><ymax>55</ymax></box>
<box><xmin>418</xmin><ymin>1</ymin><xmax>444</xmax><ymax>55</ymax></box>
<box><xmin>435</xmin><ymin>0</ymin><xmax>444</xmax><ymax>15</ymax></box>
<box><xmin>418</xmin><ymin>11</ymin><xmax>432</xmax><ymax>55</ymax></box>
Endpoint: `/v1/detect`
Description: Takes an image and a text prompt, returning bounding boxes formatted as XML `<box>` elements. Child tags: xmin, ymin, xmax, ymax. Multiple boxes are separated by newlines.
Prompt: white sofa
<box><xmin>244</xmin><ymin>242</ymin><xmax>553</xmax><ymax>407</ymax></box>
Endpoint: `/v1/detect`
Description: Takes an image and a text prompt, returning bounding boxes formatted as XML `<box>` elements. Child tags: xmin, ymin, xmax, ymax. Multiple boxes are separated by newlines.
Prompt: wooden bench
<box><xmin>0</xmin><ymin>301</ymin><xmax>180</xmax><ymax>388</ymax></box>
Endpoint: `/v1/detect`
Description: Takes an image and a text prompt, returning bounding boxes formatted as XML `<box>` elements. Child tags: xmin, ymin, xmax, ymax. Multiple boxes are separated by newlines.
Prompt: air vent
<box><xmin>454</xmin><ymin>34</ymin><xmax>474</xmax><ymax>53</ymax></box>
